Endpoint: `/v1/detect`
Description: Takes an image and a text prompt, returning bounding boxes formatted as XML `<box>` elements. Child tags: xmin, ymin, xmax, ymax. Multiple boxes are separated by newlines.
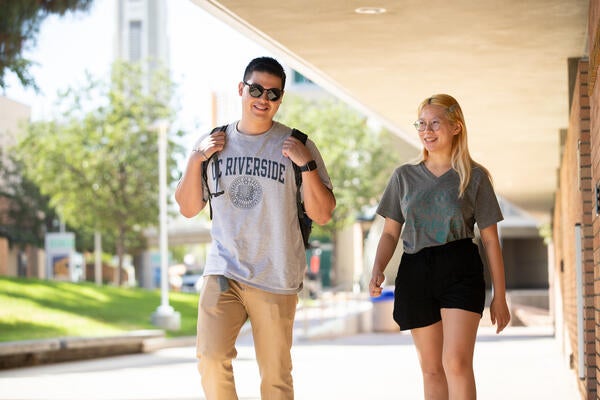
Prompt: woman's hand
<box><xmin>490</xmin><ymin>296</ymin><xmax>511</xmax><ymax>333</ymax></box>
<box><xmin>369</xmin><ymin>268</ymin><xmax>386</xmax><ymax>297</ymax></box>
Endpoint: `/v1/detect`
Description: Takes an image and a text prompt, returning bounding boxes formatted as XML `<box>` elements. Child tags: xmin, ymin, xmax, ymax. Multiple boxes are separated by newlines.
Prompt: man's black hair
<box><xmin>243</xmin><ymin>57</ymin><xmax>286</xmax><ymax>90</ymax></box>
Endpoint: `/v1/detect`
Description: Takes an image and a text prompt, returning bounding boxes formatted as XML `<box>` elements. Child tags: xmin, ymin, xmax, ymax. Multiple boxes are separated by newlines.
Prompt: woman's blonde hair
<box><xmin>415</xmin><ymin>94</ymin><xmax>491</xmax><ymax>197</ymax></box>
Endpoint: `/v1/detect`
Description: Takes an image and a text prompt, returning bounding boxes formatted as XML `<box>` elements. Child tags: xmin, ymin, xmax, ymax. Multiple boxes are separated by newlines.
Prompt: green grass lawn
<box><xmin>0</xmin><ymin>276</ymin><xmax>199</xmax><ymax>342</ymax></box>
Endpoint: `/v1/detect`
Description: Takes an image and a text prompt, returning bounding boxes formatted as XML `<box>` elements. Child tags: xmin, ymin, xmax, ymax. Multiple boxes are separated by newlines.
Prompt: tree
<box><xmin>0</xmin><ymin>149</ymin><xmax>58</xmax><ymax>247</ymax></box>
<box><xmin>0</xmin><ymin>0</ymin><xmax>94</xmax><ymax>91</ymax></box>
<box><xmin>277</xmin><ymin>95</ymin><xmax>400</xmax><ymax>236</ymax></box>
<box><xmin>16</xmin><ymin>61</ymin><xmax>184</xmax><ymax>285</ymax></box>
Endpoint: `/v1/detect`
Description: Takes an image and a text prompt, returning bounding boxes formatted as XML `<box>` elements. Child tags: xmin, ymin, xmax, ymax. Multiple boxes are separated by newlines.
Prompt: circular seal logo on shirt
<box><xmin>229</xmin><ymin>176</ymin><xmax>263</xmax><ymax>209</ymax></box>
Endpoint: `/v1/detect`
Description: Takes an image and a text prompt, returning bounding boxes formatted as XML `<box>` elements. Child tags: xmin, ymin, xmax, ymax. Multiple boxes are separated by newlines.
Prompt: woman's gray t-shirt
<box><xmin>198</xmin><ymin>121</ymin><xmax>333</xmax><ymax>294</ymax></box>
<box><xmin>376</xmin><ymin>162</ymin><xmax>503</xmax><ymax>254</ymax></box>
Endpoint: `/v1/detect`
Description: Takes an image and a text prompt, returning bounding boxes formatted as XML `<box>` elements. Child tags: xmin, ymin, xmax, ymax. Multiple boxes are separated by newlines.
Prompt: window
<box><xmin>129</xmin><ymin>20</ymin><xmax>142</xmax><ymax>61</ymax></box>
<box><xmin>293</xmin><ymin>71</ymin><xmax>313</xmax><ymax>85</ymax></box>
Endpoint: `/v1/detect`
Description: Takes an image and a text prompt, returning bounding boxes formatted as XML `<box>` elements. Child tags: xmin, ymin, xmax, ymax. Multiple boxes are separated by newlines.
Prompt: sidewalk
<box><xmin>0</xmin><ymin>292</ymin><xmax>580</xmax><ymax>400</ymax></box>
<box><xmin>0</xmin><ymin>326</ymin><xmax>579</xmax><ymax>400</ymax></box>
<box><xmin>256</xmin><ymin>294</ymin><xmax>580</xmax><ymax>400</ymax></box>
<box><xmin>291</xmin><ymin>326</ymin><xmax>579</xmax><ymax>400</ymax></box>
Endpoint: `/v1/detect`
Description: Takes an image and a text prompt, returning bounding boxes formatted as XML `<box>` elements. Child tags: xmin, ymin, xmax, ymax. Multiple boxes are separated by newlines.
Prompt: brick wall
<box><xmin>0</xmin><ymin>238</ymin><xmax>8</xmax><ymax>276</ymax></box>
<box><xmin>590</xmin><ymin>2</ymin><xmax>600</xmax><ymax>399</ymax></box>
<box><xmin>579</xmin><ymin>60</ymin><xmax>596</xmax><ymax>400</ymax></box>
<box><xmin>555</xmin><ymin>57</ymin><xmax>594</xmax><ymax>399</ymax></box>
<box><xmin>588</xmin><ymin>2</ymin><xmax>600</xmax><ymax>399</ymax></box>
<box><xmin>554</xmin><ymin>2</ymin><xmax>600</xmax><ymax>398</ymax></box>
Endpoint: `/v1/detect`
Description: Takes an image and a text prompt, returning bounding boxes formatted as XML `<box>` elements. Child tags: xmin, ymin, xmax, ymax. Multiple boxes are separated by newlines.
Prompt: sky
<box><xmin>3</xmin><ymin>0</ymin><xmax>274</xmax><ymax>141</ymax></box>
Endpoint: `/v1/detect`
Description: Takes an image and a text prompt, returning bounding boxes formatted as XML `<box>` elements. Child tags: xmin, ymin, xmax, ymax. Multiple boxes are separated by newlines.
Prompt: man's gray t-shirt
<box><xmin>377</xmin><ymin>162</ymin><xmax>503</xmax><ymax>254</ymax></box>
<box><xmin>198</xmin><ymin>121</ymin><xmax>333</xmax><ymax>294</ymax></box>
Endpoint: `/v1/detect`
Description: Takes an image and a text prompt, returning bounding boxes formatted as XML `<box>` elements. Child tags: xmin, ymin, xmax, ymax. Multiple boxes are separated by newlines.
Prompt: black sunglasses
<box><xmin>243</xmin><ymin>81</ymin><xmax>283</xmax><ymax>101</ymax></box>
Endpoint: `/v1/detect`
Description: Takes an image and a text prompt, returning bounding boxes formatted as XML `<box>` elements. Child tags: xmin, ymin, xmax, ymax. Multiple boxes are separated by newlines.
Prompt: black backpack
<box><xmin>201</xmin><ymin>125</ymin><xmax>313</xmax><ymax>249</ymax></box>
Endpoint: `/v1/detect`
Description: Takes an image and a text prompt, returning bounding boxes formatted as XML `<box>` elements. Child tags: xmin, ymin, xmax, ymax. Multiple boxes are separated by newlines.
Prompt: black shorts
<box><xmin>393</xmin><ymin>238</ymin><xmax>486</xmax><ymax>331</ymax></box>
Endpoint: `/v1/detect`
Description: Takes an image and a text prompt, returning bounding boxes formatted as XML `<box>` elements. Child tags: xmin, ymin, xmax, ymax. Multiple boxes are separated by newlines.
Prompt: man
<box><xmin>175</xmin><ymin>56</ymin><xmax>336</xmax><ymax>399</ymax></box>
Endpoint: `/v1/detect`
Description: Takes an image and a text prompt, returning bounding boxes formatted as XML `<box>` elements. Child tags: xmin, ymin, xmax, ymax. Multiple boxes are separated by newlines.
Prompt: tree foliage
<box><xmin>0</xmin><ymin>0</ymin><xmax>94</xmax><ymax>90</ymax></box>
<box><xmin>0</xmin><ymin>149</ymin><xmax>59</xmax><ymax>247</ymax></box>
<box><xmin>0</xmin><ymin>149</ymin><xmax>92</xmax><ymax>253</ymax></box>
<box><xmin>16</xmin><ymin>61</ymin><xmax>184</xmax><ymax>284</ymax></box>
<box><xmin>277</xmin><ymin>95</ymin><xmax>399</xmax><ymax>236</ymax></box>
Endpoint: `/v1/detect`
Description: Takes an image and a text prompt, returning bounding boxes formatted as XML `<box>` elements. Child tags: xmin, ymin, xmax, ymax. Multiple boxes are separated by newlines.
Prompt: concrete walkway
<box><xmin>291</xmin><ymin>326</ymin><xmax>580</xmax><ymax>400</ymax></box>
<box><xmin>0</xmin><ymin>326</ymin><xmax>579</xmax><ymax>400</ymax></box>
<box><xmin>0</xmin><ymin>294</ymin><xmax>580</xmax><ymax>400</ymax></box>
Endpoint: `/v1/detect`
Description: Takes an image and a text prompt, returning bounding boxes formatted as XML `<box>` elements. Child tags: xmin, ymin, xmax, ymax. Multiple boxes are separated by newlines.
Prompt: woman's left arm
<box><xmin>479</xmin><ymin>224</ymin><xmax>511</xmax><ymax>333</ymax></box>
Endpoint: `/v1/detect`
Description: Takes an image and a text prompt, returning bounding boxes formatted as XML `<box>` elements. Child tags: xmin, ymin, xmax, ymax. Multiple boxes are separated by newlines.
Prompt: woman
<box><xmin>369</xmin><ymin>94</ymin><xmax>510</xmax><ymax>399</ymax></box>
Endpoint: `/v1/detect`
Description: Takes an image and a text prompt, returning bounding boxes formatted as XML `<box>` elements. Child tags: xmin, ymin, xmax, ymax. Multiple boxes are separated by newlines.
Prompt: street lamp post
<box><xmin>151</xmin><ymin>120</ymin><xmax>181</xmax><ymax>330</ymax></box>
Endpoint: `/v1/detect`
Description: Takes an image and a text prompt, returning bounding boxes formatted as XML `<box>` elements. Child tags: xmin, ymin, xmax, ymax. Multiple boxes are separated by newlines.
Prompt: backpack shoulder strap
<box><xmin>210</xmin><ymin>125</ymin><xmax>228</xmax><ymax>136</ymax></box>
<box><xmin>290</xmin><ymin>128</ymin><xmax>308</xmax><ymax>188</ymax></box>
<box><xmin>290</xmin><ymin>128</ymin><xmax>313</xmax><ymax>248</ymax></box>
<box><xmin>202</xmin><ymin>124</ymin><xmax>228</xmax><ymax>219</ymax></box>
<box><xmin>291</xmin><ymin>128</ymin><xmax>308</xmax><ymax>145</ymax></box>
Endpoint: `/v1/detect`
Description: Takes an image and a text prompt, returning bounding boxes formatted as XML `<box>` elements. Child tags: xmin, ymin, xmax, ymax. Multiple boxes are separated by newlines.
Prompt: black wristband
<box><xmin>299</xmin><ymin>160</ymin><xmax>317</xmax><ymax>172</ymax></box>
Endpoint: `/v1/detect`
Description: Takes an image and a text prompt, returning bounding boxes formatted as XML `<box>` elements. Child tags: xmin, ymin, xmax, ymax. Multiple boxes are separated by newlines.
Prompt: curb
<box><xmin>0</xmin><ymin>330</ymin><xmax>166</xmax><ymax>370</ymax></box>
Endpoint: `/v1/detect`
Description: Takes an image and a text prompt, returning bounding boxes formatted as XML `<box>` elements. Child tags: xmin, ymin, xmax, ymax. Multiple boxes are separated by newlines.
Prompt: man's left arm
<box><xmin>301</xmin><ymin>168</ymin><xmax>336</xmax><ymax>225</ymax></box>
<box><xmin>282</xmin><ymin>136</ymin><xmax>336</xmax><ymax>225</ymax></box>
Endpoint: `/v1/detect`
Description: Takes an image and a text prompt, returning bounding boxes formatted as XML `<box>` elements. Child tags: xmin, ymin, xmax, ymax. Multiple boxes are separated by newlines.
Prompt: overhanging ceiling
<box><xmin>191</xmin><ymin>0</ymin><xmax>588</xmax><ymax>222</ymax></box>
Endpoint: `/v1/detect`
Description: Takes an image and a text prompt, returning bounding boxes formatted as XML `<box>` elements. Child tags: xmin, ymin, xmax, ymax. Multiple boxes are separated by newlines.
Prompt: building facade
<box><xmin>553</xmin><ymin>2</ymin><xmax>600</xmax><ymax>398</ymax></box>
<box><xmin>115</xmin><ymin>0</ymin><xmax>168</xmax><ymax>69</ymax></box>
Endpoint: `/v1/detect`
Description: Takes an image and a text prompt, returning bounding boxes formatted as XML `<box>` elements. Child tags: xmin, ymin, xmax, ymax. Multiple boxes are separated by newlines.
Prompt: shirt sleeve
<box><xmin>376</xmin><ymin>168</ymin><xmax>405</xmax><ymax>224</ymax></box>
<box><xmin>474</xmin><ymin>170</ymin><xmax>503</xmax><ymax>230</ymax></box>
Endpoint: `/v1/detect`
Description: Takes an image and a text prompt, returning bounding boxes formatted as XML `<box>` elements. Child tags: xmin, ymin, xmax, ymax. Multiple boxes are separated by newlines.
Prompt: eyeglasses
<box><xmin>243</xmin><ymin>81</ymin><xmax>283</xmax><ymax>101</ymax></box>
<box><xmin>413</xmin><ymin>119</ymin><xmax>442</xmax><ymax>132</ymax></box>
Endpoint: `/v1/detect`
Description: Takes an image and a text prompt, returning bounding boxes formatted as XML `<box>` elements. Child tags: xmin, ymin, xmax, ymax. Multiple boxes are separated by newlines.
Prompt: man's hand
<box><xmin>282</xmin><ymin>136</ymin><xmax>311</xmax><ymax>166</ymax></box>
<box><xmin>194</xmin><ymin>130</ymin><xmax>226</xmax><ymax>159</ymax></box>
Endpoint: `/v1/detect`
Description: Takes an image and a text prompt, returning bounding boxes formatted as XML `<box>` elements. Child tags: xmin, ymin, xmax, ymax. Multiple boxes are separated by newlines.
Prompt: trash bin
<box><xmin>371</xmin><ymin>287</ymin><xmax>400</xmax><ymax>332</ymax></box>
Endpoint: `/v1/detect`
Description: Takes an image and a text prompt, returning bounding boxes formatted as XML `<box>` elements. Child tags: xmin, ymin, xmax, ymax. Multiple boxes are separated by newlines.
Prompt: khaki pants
<box><xmin>197</xmin><ymin>275</ymin><xmax>298</xmax><ymax>400</ymax></box>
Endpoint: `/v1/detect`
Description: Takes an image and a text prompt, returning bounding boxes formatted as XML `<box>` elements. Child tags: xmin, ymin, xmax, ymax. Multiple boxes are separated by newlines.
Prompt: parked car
<box><xmin>180</xmin><ymin>270</ymin><xmax>203</xmax><ymax>293</ymax></box>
